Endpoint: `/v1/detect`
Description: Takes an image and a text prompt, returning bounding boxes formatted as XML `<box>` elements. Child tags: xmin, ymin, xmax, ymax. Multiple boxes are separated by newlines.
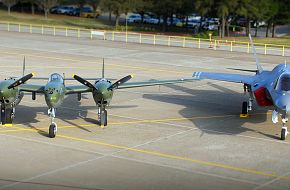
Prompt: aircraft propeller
<box><xmin>73</xmin><ymin>74</ymin><xmax>97</xmax><ymax>91</ymax></box>
<box><xmin>7</xmin><ymin>73</ymin><xmax>34</xmax><ymax>89</ymax></box>
<box><xmin>107</xmin><ymin>75</ymin><xmax>133</xmax><ymax>90</ymax></box>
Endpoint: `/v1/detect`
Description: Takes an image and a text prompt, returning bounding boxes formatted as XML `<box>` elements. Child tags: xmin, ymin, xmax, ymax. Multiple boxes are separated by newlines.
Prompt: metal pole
<box><xmin>183</xmin><ymin>37</ymin><xmax>185</xmax><ymax>47</ymax></box>
<box><xmin>126</xmin><ymin>14</ymin><xmax>128</xmax><ymax>43</ymax></box>
<box><xmin>139</xmin><ymin>34</ymin><xmax>142</xmax><ymax>44</ymax></box>
<box><xmin>198</xmin><ymin>38</ymin><xmax>201</xmax><ymax>49</ymax></box>
<box><xmin>282</xmin><ymin>46</ymin><xmax>285</xmax><ymax>57</ymax></box>
<box><xmin>264</xmin><ymin>44</ymin><xmax>267</xmax><ymax>55</ymax></box>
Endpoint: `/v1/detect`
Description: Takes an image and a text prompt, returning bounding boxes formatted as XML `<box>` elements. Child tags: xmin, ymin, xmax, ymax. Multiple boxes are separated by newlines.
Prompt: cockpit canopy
<box><xmin>49</xmin><ymin>73</ymin><xmax>64</xmax><ymax>83</ymax></box>
<box><xmin>276</xmin><ymin>73</ymin><xmax>290</xmax><ymax>91</ymax></box>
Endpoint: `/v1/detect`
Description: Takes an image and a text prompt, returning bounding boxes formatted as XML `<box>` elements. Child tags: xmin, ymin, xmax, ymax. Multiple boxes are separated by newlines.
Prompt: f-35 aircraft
<box><xmin>73</xmin><ymin>60</ymin><xmax>196</xmax><ymax>127</ymax></box>
<box><xmin>193</xmin><ymin>35</ymin><xmax>290</xmax><ymax>140</ymax></box>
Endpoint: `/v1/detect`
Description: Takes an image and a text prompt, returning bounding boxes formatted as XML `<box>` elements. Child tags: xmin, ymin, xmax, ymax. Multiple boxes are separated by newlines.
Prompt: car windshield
<box><xmin>49</xmin><ymin>73</ymin><xmax>63</xmax><ymax>83</ymax></box>
<box><xmin>276</xmin><ymin>73</ymin><xmax>290</xmax><ymax>91</ymax></box>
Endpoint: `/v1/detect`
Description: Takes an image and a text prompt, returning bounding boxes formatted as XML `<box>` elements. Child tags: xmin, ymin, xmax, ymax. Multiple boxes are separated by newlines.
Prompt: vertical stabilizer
<box><xmin>102</xmin><ymin>58</ymin><xmax>105</xmax><ymax>78</ymax></box>
<box><xmin>249</xmin><ymin>34</ymin><xmax>263</xmax><ymax>74</ymax></box>
<box><xmin>22</xmin><ymin>56</ymin><xmax>26</xmax><ymax>77</ymax></box>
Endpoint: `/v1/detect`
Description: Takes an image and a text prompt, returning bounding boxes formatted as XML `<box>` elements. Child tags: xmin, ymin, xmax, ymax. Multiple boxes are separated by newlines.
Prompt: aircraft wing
<box><xmin>19</xmin><ymin>84</ymin><xmax>45</xmax><ymax>93</ymax></box>
<box><xmin>117</xmin><ymin>78</ymin><xmax>197</xmax><ymax>89</ymax></box>
<box><xmin>192</xmin><ymin>72</ymin><xmax>255</xmax><ymax>84</ymax></box>
<box><xmin>65</xmin><ymin>85</ymin><xmax>92</xmax><ymax>94</ymax></box>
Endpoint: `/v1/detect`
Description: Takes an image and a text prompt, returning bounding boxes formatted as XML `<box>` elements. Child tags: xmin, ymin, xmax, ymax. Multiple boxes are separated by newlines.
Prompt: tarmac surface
<box><xmin>0</xmin><ymin>31</ymin><xmax>290</xmax><ymax>190</ymax></box>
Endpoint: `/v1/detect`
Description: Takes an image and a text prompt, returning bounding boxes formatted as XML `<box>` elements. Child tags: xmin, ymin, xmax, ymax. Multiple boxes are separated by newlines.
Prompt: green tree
<box><xmin>195</xmin><ymin>0</ymin><xmax>213</xmax><ymax>33</ymax></box>
<box><xmin>151</xmin><ymin>0</ymin><xmax>183</xmax><ymax>31</ymax></box>
<box><xmin>214</xmin><ymin>0</ymin><xmax>237</xmax><ymax>38</ymax></box>
<box><xmin>2</xmin><ymin>0</ymin><xmax>18</xmax><ymax>15</ymax></box>
<box><xmin>87</xmin><ymin>0</ymin><xmax>101</xmax><ymax>18</ymax></box>
<box><xmin>270</xmin><ymin>0</ymin><xmax>290</xmax><ymax>37</ymax></box>
<box><xmin>36</xmin><ymin>0</ymin><xmax>58</xmax><ymax>19</ymax></box>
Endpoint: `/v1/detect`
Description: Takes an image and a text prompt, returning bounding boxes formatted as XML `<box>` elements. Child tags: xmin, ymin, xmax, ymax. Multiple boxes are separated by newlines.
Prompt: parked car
<box><xmin>203</xmin><ymin>21</ymin><xmax>219</xmax><ymax>30</ymax></box>
<box><xmin>127</xmin><ymin>14</ymin><xmax>142</xmax><ymax>23</ymax></box>
<box><xmin>50</xmin><ymin>6</ymin><xmax>59</xmax><ymax>14</ymax></box>
<box><xmin>57</xmin><ymin>6</ymin><xmax>74</xmax><ymax>15</ymax></box>
<box><xmin>71</xmin><ymin>7</ymin><xmax>99</xmax><ymax>18</ymax></box>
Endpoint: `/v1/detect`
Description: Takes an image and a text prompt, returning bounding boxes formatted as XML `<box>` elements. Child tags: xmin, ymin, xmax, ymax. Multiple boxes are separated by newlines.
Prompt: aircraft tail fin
<box><xmin>102</xmin><ymin>58</ymin><xmax>105</xmax><ymax>78</ymax></box>
<box><xmin>249</xmin><ymin>34</ymin><xmax>263</xmax><ymax>74</ymax></box>
<box><xmin>22</xmin><ymin>56</ymin><xmax>26</xmax><ymax>77</ymax></box>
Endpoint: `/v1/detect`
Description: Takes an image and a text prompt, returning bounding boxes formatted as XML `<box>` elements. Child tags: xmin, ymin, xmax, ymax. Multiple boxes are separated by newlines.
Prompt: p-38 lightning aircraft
<box><xmin>20</xmin><ymin>61</ymin><xmax>196</xmax><ymax>138</ymax></box>
<box><xmin>0</xmin><ymin>58</ymin><xmax>34</xmax><ymax>125</ymax></box>
<box><xmin>73</xmin><ymin>60</ymin><xmax>196</xmax><ymax>129</ymax></box>
<box><xmin>193</xmin><ymin>35</ymin><xmax>290</xmax><ymax>140</ymax></box>
<box><xmin>20</xmin><ymin>73</ymin><xmax>91</xmax><ymax>138</ymax></box>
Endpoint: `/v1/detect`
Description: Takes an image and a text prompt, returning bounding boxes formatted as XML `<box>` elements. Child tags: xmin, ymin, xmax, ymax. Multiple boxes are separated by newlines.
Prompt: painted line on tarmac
<box><xmin>0</xmin><ymin>114</ymin><xmax>236</xmax><ymax>133</ymax></box>
<box><xmin>56</xmin><ymin>133</ymin><xmax>290</xmax><ymax>182</ymax></box>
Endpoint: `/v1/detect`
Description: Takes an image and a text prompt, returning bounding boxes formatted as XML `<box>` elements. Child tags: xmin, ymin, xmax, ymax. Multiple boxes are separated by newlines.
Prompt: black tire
<box><xmin>281</xmin><ymin>128</ymin><xmax>286</xmax><ymax>140</ymax></box>
<box><xmin>241</xmin><ymin>101</ymin><xmax>248</xmax><ymax>115</ymax></box>
<box><xmin>104</xmin><ymin>110</ymin><xmax>108</xmax><ymax>126</ymax></box>
<box><xmin>49</xmin><ymin>124</ymin><xmax>56</xmax><ymax>138</ymax></box>
<box><xmin>100</xmin><ymin>110</ymin><xmax>108</xmax><ymax>126</ymax></box>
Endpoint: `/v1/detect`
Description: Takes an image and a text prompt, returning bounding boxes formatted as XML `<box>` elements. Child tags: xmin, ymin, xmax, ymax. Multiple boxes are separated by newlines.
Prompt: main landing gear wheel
<box><xmin>100</xmin><ymin>110</ymin><xmax>108</xmax><ymax>126</ymax></box>
<box><xmin>1</xmin><ymin>105</ymin><xmax>14</xmax><ymax>125</ymax></box>
<box><xmin>281</xmin><ymin>128</ymin><xmax>287</xmax><ymax>140</ymax></box>
<box><xmin>49</xmin><ymin>122</ymin><xmax>57</xmax><ymax>138</ymax></box>
<box><xmin>242</xmin><ymin>101</ymin><xmax>248</xmax><ymax>115</ymax></box>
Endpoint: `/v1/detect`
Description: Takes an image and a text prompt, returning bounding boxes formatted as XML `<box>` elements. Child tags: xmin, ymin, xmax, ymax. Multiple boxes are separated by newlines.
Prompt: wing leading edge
<box><xmin>117</xmin><ymin>78</ymin><xmax>198</xmax><ymax>89</ymax></box>
<box><xmin>192</xmin><ymin>72</ymin><xmax>255</xmax><ymax>84</ymax></box>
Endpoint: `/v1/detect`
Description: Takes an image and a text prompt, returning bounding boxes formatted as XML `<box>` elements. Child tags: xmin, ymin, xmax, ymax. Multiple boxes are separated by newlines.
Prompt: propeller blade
<box><xmin>73</xmin><ymin>74</ymin><xmax>97</xmax><ymax>90</ymax></box>
<box><xmin>227</xmin><ymin>68</ymin><xmax>257</xmax><ymax>73</ymax></box>
<box><xmin>8</xmin><ymin>73</ymin><xmax>34</xmax><ymax>89</ymax></box>
<box><xmin>108</xmin><ymin>75</ymin><xmax>133</xmax><ymax>90</ymax></box>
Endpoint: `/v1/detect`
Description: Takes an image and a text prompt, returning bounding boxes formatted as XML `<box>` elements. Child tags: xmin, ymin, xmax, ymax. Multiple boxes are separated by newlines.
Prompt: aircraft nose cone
<box><xmin>275</xmin><ymin>94</ymin><xmax>290</xmax><ymax>115</ymax></box>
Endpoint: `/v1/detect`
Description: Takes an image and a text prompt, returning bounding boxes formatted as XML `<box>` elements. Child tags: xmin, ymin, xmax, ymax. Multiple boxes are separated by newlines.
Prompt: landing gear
<box><xmin>281</xmin><ymin>117</ymin><xmax>289</xmax><ymax>140</ymax></box>
<box><xmin>48</xmin><ymin>108</ymin><xmax>57</xmax><ymax>138</ymax></box>
<box><xmin>1</xmin><ymin>104</ymin><xmax>15</xmax><ymax>125</ymax></box>
<box><xmin>240</xmin><ymin>98</ymin><xmax>253</xmax><ymax>118</ymax></box>
<box><xmin>241</xmin><ymin>101</ymin><xmax>248</xmax><ymax>115</ymax></box>
<box><xmin>49</xmin><ymin>122</ymin><xmax>57</xmax><ymax>138</ymax></box>
<box><xmin>98</xmin><ymin>106</ymin><xmax>107</xmax><ymax>127</ymax></box>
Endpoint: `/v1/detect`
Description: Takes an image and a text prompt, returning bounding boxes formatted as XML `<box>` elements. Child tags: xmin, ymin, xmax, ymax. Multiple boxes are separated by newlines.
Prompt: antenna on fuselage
<box><xmin>249</xmin><ymin>34</ymin><xmax>263</xmax><ymax>74</ymax></box>
<box><xmin>22</xmin><ymin>56</ymin><xmax>26</xmax><ymax>77</ymax></box>
<box><xmin>102</xmin><ymin>58</ymin><xmax>105</xmax><ymax>79</ymax></box>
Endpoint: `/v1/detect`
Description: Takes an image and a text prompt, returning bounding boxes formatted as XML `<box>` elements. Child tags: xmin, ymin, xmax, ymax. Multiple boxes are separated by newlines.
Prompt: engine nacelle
<box><xmin>254</xmin><ymin>87</ymin><xmax>273</xmax><ymax>106</ymax></box>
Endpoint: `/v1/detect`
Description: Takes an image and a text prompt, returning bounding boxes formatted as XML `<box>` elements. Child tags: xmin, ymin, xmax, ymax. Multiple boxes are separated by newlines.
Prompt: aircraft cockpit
<box><xmin>275</xmin><ymin>73</ymin><xmax>290</xmax><ymax>91</ymax></box>
<box><xmin>48</xmin><ymin>73</ymin><xmax>64</xmax><ymax>83</ymax></box>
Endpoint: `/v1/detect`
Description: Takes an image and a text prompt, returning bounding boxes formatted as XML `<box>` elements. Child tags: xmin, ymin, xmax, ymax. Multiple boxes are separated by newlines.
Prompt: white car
<box><xmin>127</xmin><ymin>14</ymin><xmax>142</xmax><ymax>23</ymax></box>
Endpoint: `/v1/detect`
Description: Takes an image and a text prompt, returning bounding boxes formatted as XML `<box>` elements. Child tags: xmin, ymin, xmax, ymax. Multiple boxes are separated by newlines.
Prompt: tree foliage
<box><xmin>36</xmin><ymin>0</ymin><xmax>58</xmax><ymax>19</ymax></box>
<box><xmin>2</xmin><ymin>0</ymin><xmax>18</xmax><ymax>15</ymax></box>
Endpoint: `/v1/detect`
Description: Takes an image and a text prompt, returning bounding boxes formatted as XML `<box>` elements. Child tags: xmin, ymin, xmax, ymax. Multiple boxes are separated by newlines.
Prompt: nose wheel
<box><xmin>48</xmin><ymin>108</ymin><xmax>57</xmax><ymax>138</ymax></box>
<box><xmin>49</xmin><ymin>122</ymin><xmax>57</xmax><ymax>138</ymax></box>
<box><xmin>98</xmin><ymin>106</ymin><xmax>107</xmax><ymax>127</ymax></box>
<box><xmin>281</xmin><ymin>117</ymin><xmax>289</xmax><ymax>140</ymax></box>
